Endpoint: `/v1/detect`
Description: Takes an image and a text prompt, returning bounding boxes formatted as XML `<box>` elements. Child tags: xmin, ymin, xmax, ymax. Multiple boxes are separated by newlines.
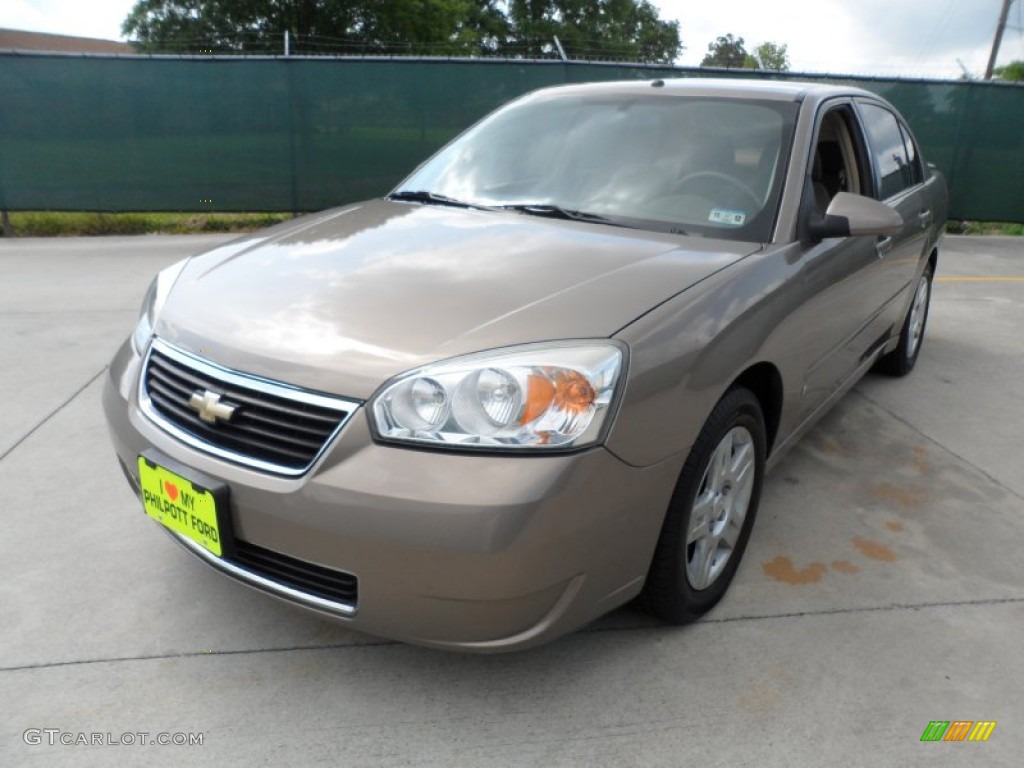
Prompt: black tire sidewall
<box><xmin>876</xmin><ymin>263</ymin><xmax>934</xmax><ymax>376</ymax></box>
<box><xmin>643</xmin><ymin>387</ymin><xmax>767</xmax><ymax>623</ymax></box>
<box><xmin>902</xmin><ymin>266</ymin><xmax>933</xmax><ymax>369</ymax></box>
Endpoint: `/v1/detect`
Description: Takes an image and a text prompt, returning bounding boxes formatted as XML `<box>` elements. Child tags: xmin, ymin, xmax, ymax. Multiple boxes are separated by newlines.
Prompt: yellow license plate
<box><xmin>138</xmin><ymin>456</ymin><xmax>224</xmax><ymax>556</ymax></box>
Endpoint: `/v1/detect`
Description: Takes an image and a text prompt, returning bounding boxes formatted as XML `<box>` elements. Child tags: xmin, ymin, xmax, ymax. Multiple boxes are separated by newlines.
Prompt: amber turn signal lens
<box><xmin>522</xmin><ymin>374</ymin><xmax>555</xmax><ymax>424</ymax></box>
<box><xmin>521</xmin><ymin>370</ymin><xmax>596</xmax><ymax>425</ymax></box>
<box><xmin>552</xmin><ymin>370</ymin><xmax>596</xmax><ymax>414</ymax></box>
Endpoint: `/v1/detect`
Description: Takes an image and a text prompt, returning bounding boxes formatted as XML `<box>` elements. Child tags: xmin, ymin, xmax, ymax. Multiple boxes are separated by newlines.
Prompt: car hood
<box><xmin>157</xmin><ymin>200</ymin><xmax>757</xmax><ymax>399</ymax></box>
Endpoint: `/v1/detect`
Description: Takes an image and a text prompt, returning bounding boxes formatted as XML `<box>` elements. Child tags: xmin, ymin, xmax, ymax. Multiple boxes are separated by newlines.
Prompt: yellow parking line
<box><xmin>935</xmin><ymin>276</ymin><xmax>1024</xmax><ymax>283</ymax></box>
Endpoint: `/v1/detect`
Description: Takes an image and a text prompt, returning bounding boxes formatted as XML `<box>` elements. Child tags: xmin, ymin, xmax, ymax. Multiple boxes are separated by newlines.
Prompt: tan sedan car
<box><xmin>104</xmin><ymin>79</ymin><xmax>947</xmax><ymax>651</ymax></box>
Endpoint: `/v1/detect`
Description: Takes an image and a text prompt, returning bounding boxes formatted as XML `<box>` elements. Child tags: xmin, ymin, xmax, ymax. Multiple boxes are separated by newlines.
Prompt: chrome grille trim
<box><xmin>138</xmin><ymin>338</ymin><xmax>361</xmax><ymax>476</ymax></box>
<box><xmin>231</xmin><ymin>538</ymin><xmax>358</xmax><ymax>605</ymax></box>
<box><xmin>168</xmin><ymin>531</ymin><xmax>357</xmax><ymax>616</ymax></box>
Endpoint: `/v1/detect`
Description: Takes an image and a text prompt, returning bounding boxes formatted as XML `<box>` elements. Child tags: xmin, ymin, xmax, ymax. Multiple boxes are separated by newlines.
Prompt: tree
<box><xmin>123</xmin><ymin>0</ymin><xmax>510</xmax><ymax>56</ymax></box>
<box><xmin>701</xmin><ymin>34</ymin><xmax>789</xmax><ymax>71</ymax></box>
<box><xmin>360</xmin><ymin>0</ymin><xmax>509</xmax><ymax>54</ymax></box>
<box><xmin>700</xmin><ymin>33</ymin><xmax>748</xmax><ymax>68</ymax></box>
<box><xmin>994</xmin><ymin>60</ymin><xmax>1024</xmax><ymax>82</ymax></box>
<box><xmin>506</xmin><ymin>1</ymin><xmax>682</xmax><ymax>63</ymax></box>
<box><xmin>751</xmin><ymin>41</ymin><xmax>789</xmax><ymax>72</ymax></box>
<box><xmin>123</xmin><ymin>0</ymin><xmax>680</xmax><ymax>61</ymax></box>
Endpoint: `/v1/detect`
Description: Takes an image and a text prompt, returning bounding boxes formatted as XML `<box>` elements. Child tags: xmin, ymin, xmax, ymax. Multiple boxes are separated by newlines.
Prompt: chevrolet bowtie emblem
<box><xmin>188</xmin><ymin>390</ymin><xmax>236</xmax><ymax>424</ymax></box>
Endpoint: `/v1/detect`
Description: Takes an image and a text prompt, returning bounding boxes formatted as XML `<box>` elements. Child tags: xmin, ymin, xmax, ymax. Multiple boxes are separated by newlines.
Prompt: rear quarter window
<box><xmin>898</xmin><ymin>122</ymin><xmax>925</xmax><ymax>185</ymax></box>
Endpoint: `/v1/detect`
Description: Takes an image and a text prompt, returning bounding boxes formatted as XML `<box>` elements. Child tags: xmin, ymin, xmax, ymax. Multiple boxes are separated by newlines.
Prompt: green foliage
<box><xmin>945</xmin><ymin>220</ymin><xmax>1024</xmax><ymax>236</ymax></box>
<box><xmin>994</xmin><ymin>60</ymin><xmax>1024</xmax><ymax>82</ymax></box>
<box><xmin>123</xmin><ymin>0</ymin><xmax>680</xmax><ymax>60</ymax></box>
<box><xmin>124</xmin><ymin>0</ymin><xmax>510</xmax><ymax>55</ymax></box>
<box><xmin>752</xmin><ymin>41</ymin><xmax>789</xmax><ymax>72</ymax></box>
<box><xmin>700</xmin><ymin>33</ymin><xmax>748</xmax><ymax>68</ymax></box>
<box><xmin>7</xmin><ymin>214</ymin><xmax>1020</xmax><ymax>238</ymax></box>
<box><xmin>701</xmin><ymin>34</ymin><xmax>789</xmax><ymax>71</ymax></box>
<box><xmin>2</xmin><ymin>212</ymin><xmax>290</xmax><ymax>237</ymax></box>
<box><xmin>507</xmin><ymin>0</ymin><xmax>682</xmax><ymax>63</ymax></box>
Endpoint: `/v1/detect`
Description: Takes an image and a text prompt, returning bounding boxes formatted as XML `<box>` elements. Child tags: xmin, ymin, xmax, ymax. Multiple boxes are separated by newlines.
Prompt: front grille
<box><xmin>230</xmin><ymin>538</ymin><xmax>358</xmax><ymax>606</ymax></box>
<box><xmin>141</xmin><ymin>340</ymin><xmax>358</xmax><ymax>475</ymax></box>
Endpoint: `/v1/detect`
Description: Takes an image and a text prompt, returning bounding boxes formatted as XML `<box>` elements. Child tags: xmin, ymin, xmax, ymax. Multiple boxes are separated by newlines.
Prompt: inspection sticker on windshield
<box><xmin>709</xmin><ymin>208</ymin><xmax>746</xmax><ymax>226</ymax></box>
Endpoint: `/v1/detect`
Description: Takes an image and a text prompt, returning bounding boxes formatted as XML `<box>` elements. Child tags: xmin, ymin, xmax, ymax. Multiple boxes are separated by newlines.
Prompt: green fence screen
<box><xmin>1</xmin><ymin>53</ymin><xmax>1022</xmax><ymax>221</ymax></box>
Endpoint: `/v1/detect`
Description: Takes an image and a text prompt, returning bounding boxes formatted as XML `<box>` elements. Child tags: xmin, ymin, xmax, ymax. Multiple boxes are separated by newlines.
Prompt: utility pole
<box><xmin>984</xmin><ymin>0</ymin><xmax>1014</xmax><ymax>80</ymax></box>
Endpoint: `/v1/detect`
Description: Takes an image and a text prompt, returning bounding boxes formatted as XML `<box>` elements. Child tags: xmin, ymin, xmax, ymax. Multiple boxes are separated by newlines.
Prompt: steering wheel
<box><xmin>673</xmin><ymin>171</ymin><xmax>762</xmax><ymax>210</ymax></box>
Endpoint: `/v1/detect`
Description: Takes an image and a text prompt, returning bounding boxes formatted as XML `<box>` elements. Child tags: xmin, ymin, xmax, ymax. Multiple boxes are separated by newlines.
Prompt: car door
<box><xmin>855</xmin><ymin>99</ymin><xmax>935</xmax><ymax>331</ymax></box>
<box><xmin>796</xmin><ymin>101</ymin><xmax>897</xmax><ymax>419</ymax></box>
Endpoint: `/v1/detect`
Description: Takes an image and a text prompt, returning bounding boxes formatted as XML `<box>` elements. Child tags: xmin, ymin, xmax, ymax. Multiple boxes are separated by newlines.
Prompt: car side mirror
<box><xmin>807</xmin><ymin>192</ymin><xmax>904</xmax><ymax>240</ymax></box>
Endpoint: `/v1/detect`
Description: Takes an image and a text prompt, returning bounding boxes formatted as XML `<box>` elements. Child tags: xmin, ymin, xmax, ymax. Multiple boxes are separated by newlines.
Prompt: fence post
<box><xmin>286</xmin><ymin>58</ymin><xmax>299</xmax><ymax>216</ymax></box>
<box><xmin>553</xmin><ymin>36</ymin><xmax>568</xmax><ymax>62</ymax></box>
<box><xmin>1</xmin><ymin>210</ymin><xmax>11</xmax><ymax>237</ymax></box>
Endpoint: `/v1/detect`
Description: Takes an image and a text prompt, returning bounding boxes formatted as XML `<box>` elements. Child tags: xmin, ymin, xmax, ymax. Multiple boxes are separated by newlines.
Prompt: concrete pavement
<box><xmin>1</xmin><ymin>234</ymin><xmax>1021</xmax><ymax>766</ymax></box>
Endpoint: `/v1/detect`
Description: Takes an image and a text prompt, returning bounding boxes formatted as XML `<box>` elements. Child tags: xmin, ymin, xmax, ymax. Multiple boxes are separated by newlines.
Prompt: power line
<box><xmin>917</xmin><ymin>0</ymin><xmax>959</xmax><ymax>68</ymax></box>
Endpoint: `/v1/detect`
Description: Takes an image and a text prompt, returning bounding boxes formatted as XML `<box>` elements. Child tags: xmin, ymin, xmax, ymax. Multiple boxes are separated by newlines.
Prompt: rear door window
<box><xmin>858</xmin><ymin>102</ymin><xmax>915</xmax><ymax>199</ymax></box>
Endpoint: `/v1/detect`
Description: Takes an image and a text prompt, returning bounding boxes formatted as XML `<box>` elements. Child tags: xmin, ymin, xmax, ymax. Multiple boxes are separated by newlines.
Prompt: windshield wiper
<box><xmin>388</xmin><ymin>190</ymin><xmax>482</xmax><ymax>209</ymax></box>
<box><xmin>495</xmin><ymin>203</ymin><xmax>615</xmax><ymax>224</ymax></box>
<box><xmin>501</xmin><ymin>203</ymin><xmax>689</xmax><ymax>234</ymax></box>
<box><xmin>389</xmin><ymin>194</ymin><xmax>653</xmax><ymax>232</ymax></box>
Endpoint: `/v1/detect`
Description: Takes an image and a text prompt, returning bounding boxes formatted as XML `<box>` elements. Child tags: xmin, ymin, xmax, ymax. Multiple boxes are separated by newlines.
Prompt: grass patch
<box><xmin>2</xmin><ymin>212</ymin><xmax>293</xmax><ymax>237</ymax></box>
<box><xmin>945</xmin><ymin>220</ymin><xmax>1024</xmax><ymax>236</ymax></box>
<box><xmin>5</xmin><ymin>211</ymin><xmax>1021</xmax><ymax>238</ymax></box>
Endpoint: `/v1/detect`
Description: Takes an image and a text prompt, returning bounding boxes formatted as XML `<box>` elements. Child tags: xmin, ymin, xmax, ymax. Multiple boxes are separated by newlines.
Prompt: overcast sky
<box><xmin>3</xmin><ymin>0</ymin><xmax>1023</xmax><ymax>79</ymax></box>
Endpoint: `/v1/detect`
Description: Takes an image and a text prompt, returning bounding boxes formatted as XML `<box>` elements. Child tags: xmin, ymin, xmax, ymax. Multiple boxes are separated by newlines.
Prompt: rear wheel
<box><xmin>875</xmin><ymin>264</ymin><xmax>933</xmax><ymax>376</ymax></box>
<box><xmin>642</xmin><ymin>387</ymin><xmax>766</xmax><ymax>624</ymax></box>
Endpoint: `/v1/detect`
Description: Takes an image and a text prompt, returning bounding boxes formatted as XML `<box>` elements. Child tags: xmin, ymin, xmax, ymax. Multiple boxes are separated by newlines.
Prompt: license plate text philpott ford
<box><xmin>138</xmin><ymin>457</ymin><xmax>223</xmax><ymax>556</ymax></box>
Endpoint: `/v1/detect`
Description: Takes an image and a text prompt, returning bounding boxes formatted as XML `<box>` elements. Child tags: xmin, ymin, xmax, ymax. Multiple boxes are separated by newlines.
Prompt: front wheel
<box><xmin>875</xmin><ymin>264</ymin><xmax>933</xmax><ymax>376</ymax></box>
<box><xmin>642</xmin><ymin>387</ymin><xmax>766</xmax><ymax>624</ymax></box>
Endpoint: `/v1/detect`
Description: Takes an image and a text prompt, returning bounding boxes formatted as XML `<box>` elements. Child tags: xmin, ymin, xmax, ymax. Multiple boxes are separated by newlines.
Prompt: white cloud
<box><xmin>0</xmin><ymin>0</ymin><xmax>136</xmax><ymax>41</ymax></box>
<box><xmin>657</xmin><ymin>0</ymin><xmax>1023</xmax><ymax>78</ymax></box>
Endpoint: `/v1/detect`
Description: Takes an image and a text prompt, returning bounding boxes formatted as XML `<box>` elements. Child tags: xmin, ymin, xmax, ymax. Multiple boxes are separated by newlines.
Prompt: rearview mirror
<box><xmin>808</xmin><ymin>192</ymin><xmax>904</xmax><ymax>240</ymax></box>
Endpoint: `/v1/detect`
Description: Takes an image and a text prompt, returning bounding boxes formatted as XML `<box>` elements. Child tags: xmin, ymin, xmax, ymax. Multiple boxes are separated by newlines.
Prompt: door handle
<box><xmin>918</xmin><ymin>210</ymin><xmax>933</xmax><ymax>229</ymax></box>
<box><xmin>876</xmin><ymin>236</ymin><xmax>893</xmax><ymax>256</ymax></box>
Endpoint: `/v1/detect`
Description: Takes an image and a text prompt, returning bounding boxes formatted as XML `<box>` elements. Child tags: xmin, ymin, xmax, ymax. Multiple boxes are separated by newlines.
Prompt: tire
<box><xmin>642</xmin><ymin>387</ymin><xmax>766</xmax><ymax>624</ymax></box>
<box><xmin>874</xmin><ymin>264</ymin><xmax>934</xmax><ymax>377</ymax></box>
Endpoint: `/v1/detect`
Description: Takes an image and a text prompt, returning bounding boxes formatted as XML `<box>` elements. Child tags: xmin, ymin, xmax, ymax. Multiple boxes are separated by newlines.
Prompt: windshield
<box><xmin>394</xmin><ymin>91</ymin><xmax>798</xmax><ymax>242</ymax></box>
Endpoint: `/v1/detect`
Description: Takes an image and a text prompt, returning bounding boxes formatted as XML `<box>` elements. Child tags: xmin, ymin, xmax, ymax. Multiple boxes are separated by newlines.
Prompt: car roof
<box><xmin>530</xmin><ymin>77</ymin><xmax>879</xmax><ymax>104</ymax></box>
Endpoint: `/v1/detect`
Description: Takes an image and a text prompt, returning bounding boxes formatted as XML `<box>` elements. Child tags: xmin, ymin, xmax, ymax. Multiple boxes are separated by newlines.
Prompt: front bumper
<box><xmin>103</xmin><ymin>339</ymin><xmax>682</xmax><ymax>651</ymax></box>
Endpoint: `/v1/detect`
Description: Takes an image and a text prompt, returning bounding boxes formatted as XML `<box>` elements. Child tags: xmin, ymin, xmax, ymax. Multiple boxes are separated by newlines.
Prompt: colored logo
<box><xmin>920</xmin><ymin>721</ymin><xmax>996</xmax><ymax>742</ymax></box>
<box><xmin>164</xmin><ymin>480</ymin><xmax>179</xmax><ymax>501</ymax></box>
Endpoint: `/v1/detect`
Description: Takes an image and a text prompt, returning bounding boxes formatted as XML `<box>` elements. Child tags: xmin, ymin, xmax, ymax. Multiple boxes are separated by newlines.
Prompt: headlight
<box><xmin>371</xmin><ymin>343</ymin><xmax>624</xmax><ymax>450</ymax></box>
<box><xmin>131</xmin><ymin>259</ymin><xmax>188</xmax><ymax>353</ymax></box>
